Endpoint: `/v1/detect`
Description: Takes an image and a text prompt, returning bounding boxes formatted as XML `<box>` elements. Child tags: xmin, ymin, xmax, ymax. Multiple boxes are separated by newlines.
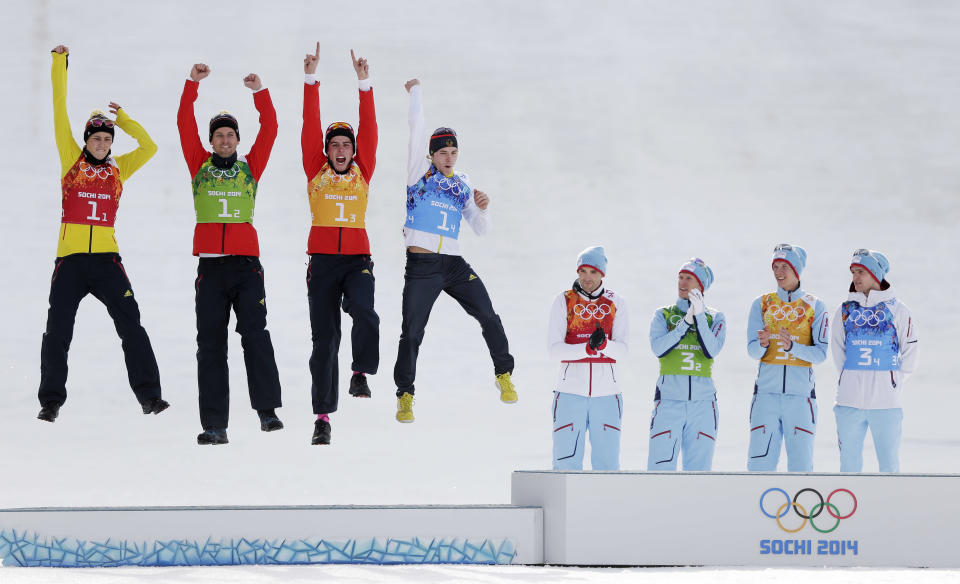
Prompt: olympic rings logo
<box><xmin>573</xmin><ymin>303</ymin><xmax>611</xmax><ymax>320</ymax></box>
<box><xmin>208</xmin><ymin>164</ymin><xmax>240</xmax><ymax>179</ymax></box>
<box><xmin>436</xmin><ymin>176</ymin><xmax>466</xmax><ymax>197</ymax></box>
<box><xmin>79</xmin><ymin>162</ymin><xmax>113</xmax><ymax>180</ymax></box>
<box><xmin>668</xmin><ymin>314</ymin><xmax>683</xmax><ymax>325</ymax></box>
<box><xmin>765</xmin><ymin>305</ymin><xmax>805</xmax><ymax>322</ymax></box>
<box><xmin>849</xmin><ymin>309</ymin><xmax>887</xmax><ymax>327</ymax></box>
<box><xmin>760</xmin><ymin>488</ymin><xmax>857</xmax><ymax>534</ymax></box>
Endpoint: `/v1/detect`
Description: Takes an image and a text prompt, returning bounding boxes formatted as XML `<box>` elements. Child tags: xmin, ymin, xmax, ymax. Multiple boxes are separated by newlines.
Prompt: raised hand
<box><xmin>108</xmin><ymin>101</ymin><xmax>121</xmax><ymax>116</ymax></box>
<box><xmin>52</xmin><ymin>45</ymin><xmax>69</xmax><ymax>55</ymax></box>
<box><xmin>190</xmin><ymin>63</ymin><xmax>210</xmax><ymax>82</ymax></box>
<box><xmin>243</xmin><ymin>73</ymin><xmax>262</xmax><ymax>91</ymax></box>
<box><xmin>304</xmin><ymin>42</ymin><xmax>319</xmax><ymax>75</ymax></box>
<box><xmin>473</xmin><ymin>189</ymin><xmax>489</xmax><ymax>210</ymax></box>
<box><xmin>350</xmin><ymin>49</ymin><xmax>369</xmax><ymax>80</ymax></box>
<box><xmin>404</xmin><ymin>78</ymin><xmax>420</xmax><ymax>93</ymax></box>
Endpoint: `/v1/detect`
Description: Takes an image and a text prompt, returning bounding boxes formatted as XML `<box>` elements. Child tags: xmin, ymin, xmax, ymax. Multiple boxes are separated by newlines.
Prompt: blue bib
<box><xmin>404</xmin><ymin>167</ymin><xmax>470</xmax><ymax>239</ymax></box>
<box><xmin>841</xmin><ymin>301</ymin><xmax>900</xmax><ymax>371</ymax></box>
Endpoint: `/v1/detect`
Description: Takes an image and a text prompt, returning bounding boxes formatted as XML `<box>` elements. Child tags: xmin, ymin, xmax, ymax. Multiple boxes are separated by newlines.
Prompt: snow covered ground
<box><xmin>1</xmin><ymin>0</ymin><xmax>958</xmax><ymax>581</ymax></box>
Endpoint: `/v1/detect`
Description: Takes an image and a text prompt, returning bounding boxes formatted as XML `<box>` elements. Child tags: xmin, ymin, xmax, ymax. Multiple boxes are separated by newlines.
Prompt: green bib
<box><xmin>658</xmin><ymin>304</ymin><xmax>714</xmax><ymax>377</ymax></box>
<box><xmin>193</xmin><ymin>158</ymin><xmax>257</xmax><ymax>223</ymax></box>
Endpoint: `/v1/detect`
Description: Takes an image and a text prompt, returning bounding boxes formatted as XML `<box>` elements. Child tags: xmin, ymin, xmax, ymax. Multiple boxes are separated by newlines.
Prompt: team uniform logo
<box><xmin>658</xmin><ymin>304</ymin><xmax>714</xmax><ymax>377</ymax></box>
<box><xmin>192</xmin><ymin>156</ymin><xmax>257</xmax><ymax>223</ymax></box>
<box><xmin>308</xmin><ymin>163</ymin><xmax>369</xmax><ymax>228</ymax></box>
<box><xmin>405</xmin><ymin>166</ymin><xmax>470</xmax><ymax>239</ymax></box>
<box><xmin>61</xmin><ymin>155</ymin><xmax>122</xmax><ymax>227</ymax></box>
<box><xmin>563</xmin><ymin>290</ymin><xmax>615</xmax><ymax>348</ymax></box>
<box><xmin>841</xmin><ymin>301</ymin><xmax>900</xmax><ymax>371</ymax></box>
<box><xmin>760</xmin><ymin>293</ymin><xmax>817</xmax><ymax>367</ymax></box>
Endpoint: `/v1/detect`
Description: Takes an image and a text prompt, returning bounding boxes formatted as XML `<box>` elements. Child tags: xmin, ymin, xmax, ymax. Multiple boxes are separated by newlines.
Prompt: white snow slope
<box><xmin>1</xmin><ymin>1</ymin><xmax>958</xmax><ymax>582</ymax></box>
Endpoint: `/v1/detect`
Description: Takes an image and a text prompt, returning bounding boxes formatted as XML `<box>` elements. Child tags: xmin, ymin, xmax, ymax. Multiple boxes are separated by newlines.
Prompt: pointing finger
<box><xmin>315</xmin><ymin>41</ymin><xmax>320</xmax><ymax>59</ymax></box>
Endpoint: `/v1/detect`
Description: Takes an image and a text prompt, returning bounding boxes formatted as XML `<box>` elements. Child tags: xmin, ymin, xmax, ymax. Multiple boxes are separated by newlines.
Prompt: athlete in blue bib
<box><xmin>392</xmin><ymin>79</ymin><xmax>516</xmax><ymax>424</ymax></box>
<box><xmin>831</xmin><ymin>249</ymin><xmax>918</xmax><ymax>472</ymax></box>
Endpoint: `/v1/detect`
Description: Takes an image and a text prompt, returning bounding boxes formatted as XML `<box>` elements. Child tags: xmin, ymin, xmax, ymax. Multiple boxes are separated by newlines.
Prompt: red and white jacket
<box><xmin>547</xmin><ymin>286</ymin><xmax>629</xmax><ymax>397</ymax></box>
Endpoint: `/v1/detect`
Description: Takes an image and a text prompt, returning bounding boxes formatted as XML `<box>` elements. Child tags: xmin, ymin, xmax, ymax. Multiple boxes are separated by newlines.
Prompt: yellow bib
<box><xmin>308</xmin><ymin>163</ymin><xmax>369</xmax><ymax>228</ymax></box>
<box><xmin>760</xmin><ymin>292</ymin><xmax>816</xmax><ymax>367</ymax></box>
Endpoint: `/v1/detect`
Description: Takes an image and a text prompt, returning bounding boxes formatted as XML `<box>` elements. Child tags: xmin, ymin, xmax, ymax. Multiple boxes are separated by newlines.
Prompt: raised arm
<box><xmin>243</xmin><ymin>73</ymin><xmax>278</xmax><ymax>181</ymax></box>
<box><xmin>302</xmin><ymin>42</ymin><xmax>327</xmax><ymax>178</ymax></box>
<box><xmin>353</xmin><ymin>49</ymin><xmax>378</xmax><ymax>179</ymax></box>
<box><xmin>51</xmin><ymin>46</ymin><xmax>80</xmax><ymax>176</ymax></box>
<box><xmin>112</xmin><ymin>102</ymin><xmax>157</xmax><ymax>183</ymax></box>
<box><xmin>177</xmin><ymin>63</ymin><xmax>211</xmax><ymax>176</ymax></box>
<box><xmin>406</xmin><ymin>80</ymin><xmax>431</xmax><ymax>185</ymax></box>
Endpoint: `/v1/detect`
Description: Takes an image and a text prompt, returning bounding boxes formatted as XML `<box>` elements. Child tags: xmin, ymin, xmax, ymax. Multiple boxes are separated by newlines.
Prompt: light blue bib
<box><xmin>405</xmin><ymin>166</ymin><xmax>470</xmax><ymax>239</ymax></box>
<box><xmin>842</xmin><ymin>301</ymin><xmax>900</xmax><ymax>371</ymax></box>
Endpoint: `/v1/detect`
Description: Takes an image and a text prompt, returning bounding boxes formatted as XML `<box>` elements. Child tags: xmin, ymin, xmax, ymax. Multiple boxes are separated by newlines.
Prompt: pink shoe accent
<box><xmin>317</xmin><ymin>414</ymin><xmax>330</xmax><ymax>422</ymax></box>
<box><xmin>353</xmin><ymin>371</ymin><xmax>365</xmax><ymax>377</ymax></box>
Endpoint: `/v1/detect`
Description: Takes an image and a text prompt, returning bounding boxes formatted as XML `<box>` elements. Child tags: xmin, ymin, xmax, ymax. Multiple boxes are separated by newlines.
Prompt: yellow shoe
<box><xmin>496</xmin><ymin>372</ymin><xmax>518</xmax><ymax>404</ymax></box>
<box><xmin>396</xmin><ymin>392</ymin><xmax>415</xmax><ymax>423</ymax></box>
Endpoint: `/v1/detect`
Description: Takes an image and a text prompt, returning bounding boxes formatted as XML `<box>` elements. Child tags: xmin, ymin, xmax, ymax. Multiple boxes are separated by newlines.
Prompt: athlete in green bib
<box><xmin>647</xmin><ymin>258</ymin><xmax>726</xmax><ymax>471</ymax></box>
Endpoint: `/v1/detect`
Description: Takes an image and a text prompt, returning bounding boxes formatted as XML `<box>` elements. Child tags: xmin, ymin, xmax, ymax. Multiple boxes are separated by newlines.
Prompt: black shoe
<box><xmin>197</xmin><ymin>428</ymin><xmax>229</xmax><ymax>445</ymax></box>
<box><xmin>37</xmin><ymin>403</ymin><xmax>61</xmax><ymax>423</ymax></box>
<box><xmin>348</xmin><ymin>373</ymin><xmax>371</xmax><ymax>398</ymax></box>
<box><xmin>258</xmin><ymin>409</ymin><xmax>284</xmax><ymax>432</ymax></box>
<box><xmin>141</xmin><ymin>397</ymin><xmax>170</xmax><ymax>415</ymax></box>
<box><xmin>311</xmin><ymin>419</ymin><xmax>331</xmax><ymax>445</ymax></box>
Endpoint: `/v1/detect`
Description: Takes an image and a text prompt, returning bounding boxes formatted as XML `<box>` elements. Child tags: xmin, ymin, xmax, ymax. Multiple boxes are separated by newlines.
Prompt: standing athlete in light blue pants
<box><xmin>832</xmin><ymin>249</ymin><xmax>918</xmax><ymax>472</ymax></box>
<box><xmin>746</xmin><ymin>244</ymin><xmax>829</xmax><ymax>472</ymax></box>
<box><xmin>548</xmin><ymin>246</ymin><xmax>629</xmax><ymax>470</ymax></box>
<box><xmin>648</xmin><ymin>258</ymin><xmax>726</xmax><ymax>471</ymax></box>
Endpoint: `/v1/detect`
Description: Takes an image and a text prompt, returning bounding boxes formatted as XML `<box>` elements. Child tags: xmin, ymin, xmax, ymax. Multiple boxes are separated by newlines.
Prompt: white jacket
<box><xmin>831</xmin><ymin>286</ymin><xmax>919</xmax><ymax>409</ymax></box>
<box><xmin>402</xmin><ymin>84</ymin><xmax>488</xmax><ymax>255</ymax></box>
<box><xmin>547</xmin><ymin>287</ymin><xmax>629</xmax><ymax>397</ymax></box>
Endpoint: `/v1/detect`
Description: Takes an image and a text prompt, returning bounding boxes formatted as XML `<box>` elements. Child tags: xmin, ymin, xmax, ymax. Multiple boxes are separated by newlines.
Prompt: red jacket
<box><xmin>177</xmin><ymin>79</ymin><xmax>278</xmax><ymax>256</ymax></box>
<box><xmin>301</xmin><ymin>83</ymin><xmax>377</xmax><ymax>254</ymax></box>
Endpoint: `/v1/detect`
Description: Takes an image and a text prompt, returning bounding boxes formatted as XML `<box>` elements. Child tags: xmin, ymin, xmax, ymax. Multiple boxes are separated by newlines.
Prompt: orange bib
<box><xmin>760</xmin><ymin>292</ymin><xmax>816</xmax><ymax>367</ymax></box>
<box><xmin>308</xmin><ymin>163</ymin><xmax>369</xmax><ymax>229</ymax></box>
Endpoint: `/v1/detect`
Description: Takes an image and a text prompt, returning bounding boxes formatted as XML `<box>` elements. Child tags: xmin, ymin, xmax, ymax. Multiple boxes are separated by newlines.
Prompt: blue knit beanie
<box><xmin>577</xmin><ymin>246</ymin><xmax>607</xmax><ymax>276</ymax></box>
<box><xmin>851</xmin><ymin>249</ymin><xmax>890</xmax><ymax>284</ymax></box>
<box><xmin>772</xmin><ymin>244</ymin><xmax>806</xmax><ymax>279</ymax></box>
<box><xmin>679</xmin><ymin>258</ymin><xmax>714</xmax><ymax>291</ymax></box>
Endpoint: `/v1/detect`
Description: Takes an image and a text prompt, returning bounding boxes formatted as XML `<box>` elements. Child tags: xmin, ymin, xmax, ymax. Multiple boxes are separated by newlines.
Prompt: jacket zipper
<box><xmin>588</xmin><ymin>363</ymin><xmax>593</xmax><ymax>396</ymax></box>
<box><xmin>688</xmin><ymin>377</ymin><xmax>692</xmax><ymax>401</ymax></box>
<box><xmin>782</xmin><ymin>366</ymin><xmax>787</xmax><ymax>393</ymax></box>
<box><xmin>338</xmin><ymin>227</ymin><xmax>343</xmax><ymax>253</ymax></box>
<box><xmin>221</xmin><ymin>223</ymin><xmax>226</xmax><ymax>254</ymax></box>
<box><xmin>87</xmin><ymin>225</ymin><xmax>93</xmax><ymax>253</ymax></box>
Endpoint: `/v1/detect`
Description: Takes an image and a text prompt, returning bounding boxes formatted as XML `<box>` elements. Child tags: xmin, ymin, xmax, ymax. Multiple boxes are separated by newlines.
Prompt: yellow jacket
<box><xmin>52</xmin><ymin>51</ymin><xmax>156</xmax><ymax>257</ymax></box>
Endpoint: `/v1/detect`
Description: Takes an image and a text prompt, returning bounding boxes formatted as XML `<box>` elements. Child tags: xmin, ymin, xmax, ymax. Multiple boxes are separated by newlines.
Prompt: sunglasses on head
<box><xmin>773</xmin><ymin>243</ymin><xmax>794</xmax><ymax>253</ymax></box>
<box><xmin>326</xmin><ymin>121</ymin><xmax>354</xmax><ymax>133</ymax></box>
<box><xmin>87</xmin><ymin>117</ymin><xmax>114</xmax><ymax>128</ymax></box>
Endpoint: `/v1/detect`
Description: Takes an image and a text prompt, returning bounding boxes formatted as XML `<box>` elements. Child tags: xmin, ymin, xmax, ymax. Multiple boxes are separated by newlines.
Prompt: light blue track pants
<box><xmin>552</xmin><ymin>391</ymin><xmax>622</xmax><ymax>470</ymax></box>
<box><xmin>747</xmin><ymin>393</ymin><xmax>817</xmax><ymax>472</ymax></box>
<box><xmin>647</xmin><ymin>399</ymin><xmax>718</xmax><ymax>471</ymax></box>
<box><xmin>834</xmin><ymin>405</ymin><xmax>902</xmax><ymax>473</ymax></box>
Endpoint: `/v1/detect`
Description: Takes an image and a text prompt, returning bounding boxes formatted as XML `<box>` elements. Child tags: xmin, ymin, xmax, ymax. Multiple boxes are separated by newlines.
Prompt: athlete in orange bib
<box><xmin>301</xmin><ymin>45</ymin><xmax>380</xmax><ymax>446</ymax></box>
<box><xmin>746</xmin><ymin>244</ymin><xmax>829</xmax><ymax>471</ymax></box>
<box><xmin>37</xmin><ymin>45</ymin><xmax>167</xmax><ymax>423</ymax></box>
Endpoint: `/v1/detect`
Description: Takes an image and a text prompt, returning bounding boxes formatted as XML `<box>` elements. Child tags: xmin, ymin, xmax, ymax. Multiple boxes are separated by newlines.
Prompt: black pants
<box><xmin>393</xmin><ymin>252</ymin><xmax>513</xmax><ymax>396</ymax></box>
<box><xmin>307</xmin><ymin>254</ymin><xmax>380</xmax><ymax>414</ymax></box>
<box><xmin>38</xmin><ymin>253</ymin><xmax>161</xmax><ymax>407</ymax></box>
<box><xmin>195</xmin><ymin>256</ymin><xmax>282</xmax><ymax>429</ymax></box>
